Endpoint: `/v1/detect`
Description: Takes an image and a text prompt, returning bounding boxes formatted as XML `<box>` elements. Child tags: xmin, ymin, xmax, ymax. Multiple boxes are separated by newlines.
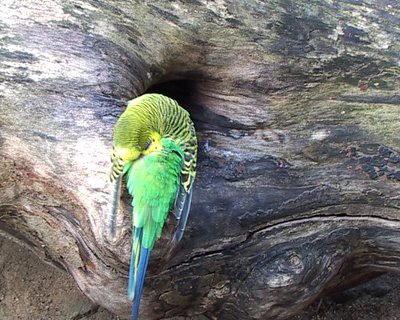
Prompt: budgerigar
<box><xmin>109</xmin><ymin>93</ymin><xmax>197</xmax><ymax>320</ymax></box>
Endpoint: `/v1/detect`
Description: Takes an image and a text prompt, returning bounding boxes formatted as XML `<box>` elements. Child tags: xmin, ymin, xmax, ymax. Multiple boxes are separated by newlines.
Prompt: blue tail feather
<box><xmin>128</xmin><ymin>246</ymin><xmax>136</xmax><ymax>299</ymax></box>
<box><xmin>128</xmin><ymin>228</ymin><xmax>142</xmax><ymax>299</ymax></box>
<box><xmin>131</xmin><ymin>246</ymin><xmax>151</xmax><ymax>320</ymax></box>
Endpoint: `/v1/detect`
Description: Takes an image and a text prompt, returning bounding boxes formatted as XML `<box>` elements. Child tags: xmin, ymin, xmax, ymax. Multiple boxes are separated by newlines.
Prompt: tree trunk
<box><xmin>1</xmin><ymin>0</ymin><xmax>399</xmax><ymax>319</ymax></box>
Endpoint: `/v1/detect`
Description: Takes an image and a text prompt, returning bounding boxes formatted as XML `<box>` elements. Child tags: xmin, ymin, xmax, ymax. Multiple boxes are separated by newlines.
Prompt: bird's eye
<box><xmin>144</xmin><ymin>139</ymin><xmax>151</xmax><ymax>150</ymax></box>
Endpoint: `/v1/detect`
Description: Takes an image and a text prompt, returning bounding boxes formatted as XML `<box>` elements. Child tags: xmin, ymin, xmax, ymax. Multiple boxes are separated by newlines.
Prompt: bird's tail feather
<box><xmin>128</xmin><ymin>227</ymin><xmax>151</xmax><ymax>320</ymax></box>
<box><xmin>109</xmin><ymin>175</ymin><xmax>122</xmax><ymax>237</ymax></box>
<box><xmin>131</xmin><ymin>247</ymin><xmax>150</xmax><ymax>320</ymax></box>
<box><xmin>128</xmin><ymin>228</ymin><xmax>141</xmax><ymax>299</ymax></box>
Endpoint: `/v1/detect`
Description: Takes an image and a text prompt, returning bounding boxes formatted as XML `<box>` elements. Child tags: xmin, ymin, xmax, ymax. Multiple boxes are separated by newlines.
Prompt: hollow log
<box><xmin>1</xmin><ymin>1</ymin><xmax>400</xmax><ymax>319</ymax></box>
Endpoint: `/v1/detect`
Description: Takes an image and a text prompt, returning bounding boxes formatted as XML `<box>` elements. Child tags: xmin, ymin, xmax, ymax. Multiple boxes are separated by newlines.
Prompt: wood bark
<box><xmin>1</xmin><ymin>1</ymin><xmax>400</xmax><ymax>319</ymax></box>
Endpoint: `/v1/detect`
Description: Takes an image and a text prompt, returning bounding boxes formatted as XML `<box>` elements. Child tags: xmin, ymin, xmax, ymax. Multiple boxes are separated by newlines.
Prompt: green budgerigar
<box><xmin>109</xmin><ymin>93</ymin><xmax>197</xmax><ymax>320</ymax></box>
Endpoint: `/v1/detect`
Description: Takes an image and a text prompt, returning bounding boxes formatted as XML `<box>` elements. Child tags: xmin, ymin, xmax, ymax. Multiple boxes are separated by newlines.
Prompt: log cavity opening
<box><xmin>145</xmin><ymin>79</ymin><xmax>199</xmax><ymax>115</ymax></box>
<box><xmin>144</xmin><ymin>79</ymin><xmax>238</xmax><ymax>132</ymax></box>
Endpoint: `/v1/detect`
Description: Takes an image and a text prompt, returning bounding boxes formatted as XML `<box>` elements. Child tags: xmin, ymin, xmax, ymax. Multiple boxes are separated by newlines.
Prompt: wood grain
<box><xmin>0</xmin><ymin>0</ymin><xmax>399</xmax><ymax>319</ymax></box>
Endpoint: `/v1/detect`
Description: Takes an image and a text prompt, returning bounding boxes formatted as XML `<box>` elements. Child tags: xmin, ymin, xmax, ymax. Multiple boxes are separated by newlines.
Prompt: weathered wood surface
<box><xmin>1</xmin><ymin>0</ymin><xmax>399</xmax><ymax>319</ymax></box>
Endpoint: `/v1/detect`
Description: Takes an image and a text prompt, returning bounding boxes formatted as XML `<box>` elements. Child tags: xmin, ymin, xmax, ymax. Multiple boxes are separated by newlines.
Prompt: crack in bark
<box><xmin>334</xmin><ymin>95</ymin><xmax>400</xmax><ymax>105</ymax></box>
<box><xmin>167</xmin><ymin>212</ymin><xmax>400</xmax><ymax>272</ymax></box>
<box><xmin>71</xmin><ymin>305</ymin><xmax>100</xmax><ymax>320</ymax></box>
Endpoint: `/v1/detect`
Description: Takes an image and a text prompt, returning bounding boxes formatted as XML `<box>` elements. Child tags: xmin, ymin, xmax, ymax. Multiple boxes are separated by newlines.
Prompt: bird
<box><xmin>109</xmin><ymin>93</ymin><xmax>197</xmax><ymax>320</ymax></box>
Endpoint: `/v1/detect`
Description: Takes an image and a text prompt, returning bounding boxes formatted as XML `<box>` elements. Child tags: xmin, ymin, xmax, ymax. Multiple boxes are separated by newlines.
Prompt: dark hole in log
<box><xmin>145</xmin><ymin>79</ymin><xmax>197</xmax><ymax>111</ymax></box>
<box><xmin>144</xmin><ymin>79</ymin><xmax>242</xmax><ymax>134</ymax></box>
<box><xmin>144</xmin><ymin>79</ymin><xmax>213</xmax><ymax>137</ymax></box>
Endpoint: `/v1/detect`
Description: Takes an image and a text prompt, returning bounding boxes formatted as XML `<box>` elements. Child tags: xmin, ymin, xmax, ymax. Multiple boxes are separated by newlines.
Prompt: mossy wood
<box><xmin>0</xmin><ymin>1</ymin><xmax>399</xmax><ymax>319</ymax></box>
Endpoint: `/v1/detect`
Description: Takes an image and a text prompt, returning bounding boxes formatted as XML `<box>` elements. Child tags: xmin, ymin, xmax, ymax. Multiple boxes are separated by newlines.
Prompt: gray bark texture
<box><xmin>1</xmin><ymin>0</ymin><xmax>399</xmax><ymax>319</ymax></box>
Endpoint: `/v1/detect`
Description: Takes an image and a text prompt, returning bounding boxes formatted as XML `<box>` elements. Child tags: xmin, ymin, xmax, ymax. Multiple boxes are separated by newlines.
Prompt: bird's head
<box><xmin>112</xmin><ymin>101</ymin><xmax>163</xmax><ymax>163</ymax></box>
<box><xmin>110</xmin><ymin>94</ymin><xmax>164</xmax><ymax>181</ymax></box>
<box><xmin>113</xmin><ymin>129</ymin><xmax>162</xmax><ymax>161</ymax></box>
